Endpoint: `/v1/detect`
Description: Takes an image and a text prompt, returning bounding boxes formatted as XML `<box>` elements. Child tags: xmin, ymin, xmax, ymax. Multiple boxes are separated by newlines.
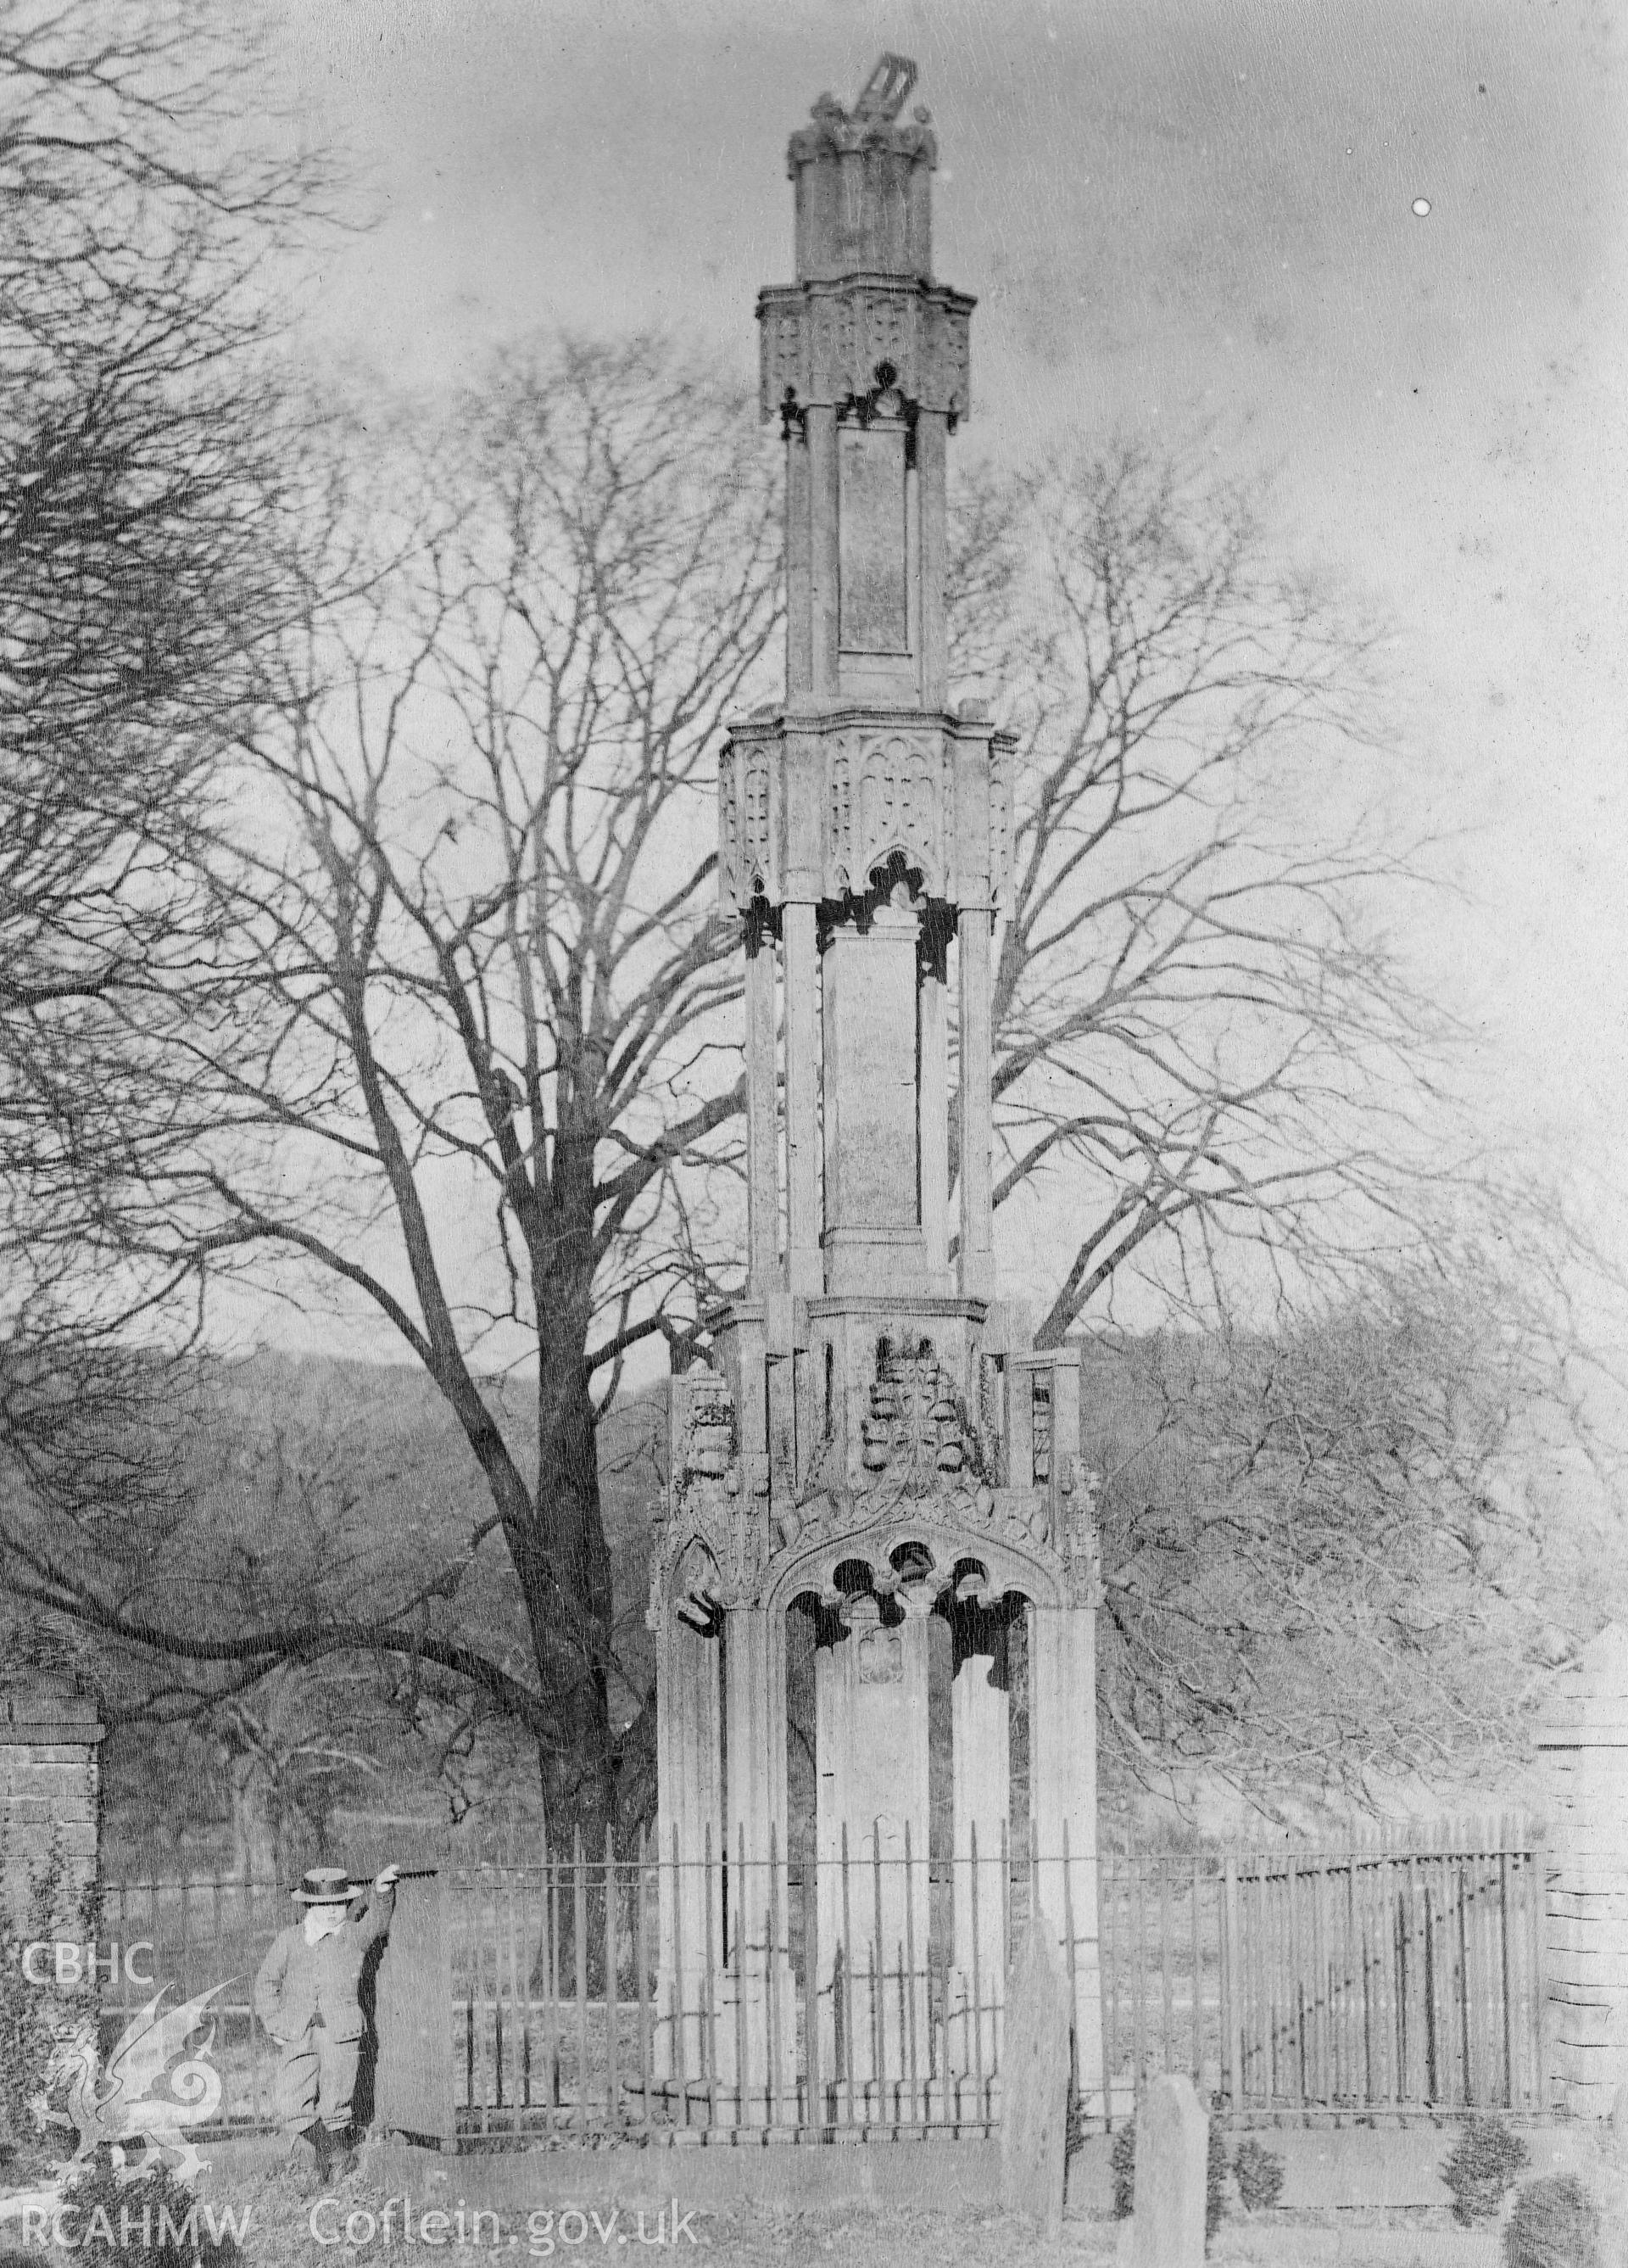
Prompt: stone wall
<box><xmin>1536</xmin><ymin>1621</ymin><xmax>1628</xmax><ymax>2117</ymax></box>
<box><xmin>0</xmin><ymin>1673</ymin><xmax>103</xmax><ymax>1927</ymax></box>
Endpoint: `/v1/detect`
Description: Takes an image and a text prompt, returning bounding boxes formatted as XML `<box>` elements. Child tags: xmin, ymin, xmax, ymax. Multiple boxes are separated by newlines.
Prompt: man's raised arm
<box><xmin>357</xmin><ymin>1862</ymin><xmax>401</xmax><ymax>1944</ymax></box>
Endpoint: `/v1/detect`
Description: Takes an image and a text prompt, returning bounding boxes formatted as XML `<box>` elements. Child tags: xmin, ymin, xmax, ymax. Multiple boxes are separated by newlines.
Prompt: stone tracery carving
<box><xmin>847</xmin><ymin>1595</ymin><xmax>904</xmax><ymax>1684</ymax></box>
<box><xmin>719</xmin><ymin>761</ymin><xmax>739</xmax><ymax>879</ymax></box>
<box><xmin>848</xmin><ymin>1336</ymin><xmax>988</xmax><ymax>1518</ymax></box>
<box><xmin>758</xmin><ymin>283</ymin><xmax>973</xmax><ymax>426</ymax></box>
<box><xmin>653</xmin><ymin>1339</ymin><xmax>1099</xmax><ymax>1628</ymax></box>
<box><xmin>828</xmin><ymin>742</ymin><xmax>853</xmax><ymax>878</ymax></box>
<box><xmin>1064</xmin><ymin>1463</ymin><xmax>1106</xmax><ymax>1609</ymax></box>
<box><xmin>650</xmin><ymin>1371</ymin><xmax>766</xmax><ymax>1622</ymax></box>
<box><xmin>854</xmin><ymin>732</ymin><xmax>940</xmax><ymax>891</ymax></box>
<box><xmin>717</xmin><ymin>716</ymin><xmax>1013</xmax><ymax>913</ymax></box>
<box><xmin>741</xmin><ymin>761</ymin><xmax>772</xmax><ymax>889</ymax></box>
<box><xmin>987</xmin><ymin>723</ymin><xmax>1013</xmax><ymax>905</ymax></box>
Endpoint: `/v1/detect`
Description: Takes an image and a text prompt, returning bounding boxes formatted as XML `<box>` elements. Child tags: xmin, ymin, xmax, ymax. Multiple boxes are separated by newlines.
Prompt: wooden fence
<box><xmin>93</xmin><ymin>1818</ymin><xmax>1552</xmax><ymax>2143</ymax></box>
<box><xmin>1101</xmin><ymin>1820</ymin><xmax>1550</xmax><ymax>2118</ymax></box>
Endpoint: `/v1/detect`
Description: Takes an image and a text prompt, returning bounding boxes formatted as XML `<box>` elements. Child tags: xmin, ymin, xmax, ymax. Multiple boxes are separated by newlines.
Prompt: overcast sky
<box><xmin>263</xmin><ymin>0</ymin><xmax>1625</xmax><ymax>1327</ymax></box>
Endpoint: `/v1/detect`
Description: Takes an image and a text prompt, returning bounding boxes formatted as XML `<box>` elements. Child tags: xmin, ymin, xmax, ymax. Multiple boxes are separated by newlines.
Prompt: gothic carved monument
<box><xmin>650</xmin><ymin>54</ymin><xmax>1103</xmax><ymax>2126</ymax></box>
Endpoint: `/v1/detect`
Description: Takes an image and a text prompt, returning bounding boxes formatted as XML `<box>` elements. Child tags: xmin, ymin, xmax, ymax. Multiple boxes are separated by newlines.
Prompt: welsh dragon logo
<box><xmin>39</xmin><ymin>1982</ymin><xmax>232</xmax><ymax>2185</ymax></box>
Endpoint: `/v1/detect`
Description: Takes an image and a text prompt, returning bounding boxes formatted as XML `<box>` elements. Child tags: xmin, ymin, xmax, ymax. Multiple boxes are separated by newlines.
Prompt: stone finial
<box><xmin>786</xmin><ymin>55</ymin><xmax>937</xmax><ymax>283</ymax></box>
<box><xmin>852</xmin><ymin>53</ymin><xmax>917</xmax><ymax>124</ymax></box>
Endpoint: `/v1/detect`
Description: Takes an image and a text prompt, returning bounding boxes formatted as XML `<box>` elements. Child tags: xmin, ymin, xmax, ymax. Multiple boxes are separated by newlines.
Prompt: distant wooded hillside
<box><xmin>89</xmin><ymin>1316</ymin><xmax>1611</xmax><ymax>1876</ymax></box>
<box><xmin>98</xmin><ymin>1351</ymin><xmax>663</xmax><ymax>1874</ymax></box>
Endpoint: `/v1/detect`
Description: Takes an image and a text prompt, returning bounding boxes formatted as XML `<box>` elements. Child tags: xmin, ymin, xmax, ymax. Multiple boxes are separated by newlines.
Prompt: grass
<box><xmin>215</xmin><ymin>2113</ymin><xmax>1628</xmax><ymax>2268</ymax></box>
<box><xmin>6</xmin><ymin>2138</ymin><xmax>1537</xmax><ymax>2268</ymax></box>
<box><xmin>159</xmin><ymin>2157</ymin><xmax>1510</xmax><ymax>2268</ymax></box>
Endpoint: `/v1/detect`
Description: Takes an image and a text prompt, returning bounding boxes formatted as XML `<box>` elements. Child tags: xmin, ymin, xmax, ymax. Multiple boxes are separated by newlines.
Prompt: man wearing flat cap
<box><xmin>254</xmin><ymin>1861</ymin><xmax>400</xmax><ymax>2180</ymax></box>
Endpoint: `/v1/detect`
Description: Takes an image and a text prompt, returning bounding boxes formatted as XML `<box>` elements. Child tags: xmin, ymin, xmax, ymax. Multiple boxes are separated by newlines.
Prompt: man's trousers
<box><xmin>273</xmin><ymin>2025</ymin><xmax>361</xmax><ymax>2142</ymax></box>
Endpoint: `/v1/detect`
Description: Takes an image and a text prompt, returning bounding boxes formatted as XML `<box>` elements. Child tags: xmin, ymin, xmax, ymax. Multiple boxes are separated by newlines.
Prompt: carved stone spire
<box><xmin>721</xmin><ymin>55</ymin><xmax>1006</xmax><ymax>1310</ymax></box>
<box><xmin>757</xmin><ymin>56</ymin><xmax>972</xmax><ymax>715</ymax></box>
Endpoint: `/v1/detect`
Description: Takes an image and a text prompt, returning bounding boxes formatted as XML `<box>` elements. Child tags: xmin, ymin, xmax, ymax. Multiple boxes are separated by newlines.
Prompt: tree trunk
<box><xmin>524</xmin><ymin>1320</ymin><xmax>617</xmax><ymax>1857</ymax></box>
<box><xmin>613</xmin><ymin>1692</ymin><xmax>658</xmax><ymax>1852</ymax></box>
<box><xmin>225</xmin><ymin>1751</ymin><xmax>280</xmax><ymax>1885</ymax></box>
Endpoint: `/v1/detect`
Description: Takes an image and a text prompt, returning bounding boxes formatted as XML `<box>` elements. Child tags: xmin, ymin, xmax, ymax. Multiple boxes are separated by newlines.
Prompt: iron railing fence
<box><xmin>94</xmin><ymin>1815</ymin><xmax>1550</xmax><ymax>2144</ymax></box>
<box><xmin>1101</xmin><ymin>1819</ymin><xmax>1550</xmax><ymax>2120</ymax></box>
<box><xmin>448</xmin><ymin>1824</ymin><xmax>1068</xmax><ymax>2140</ymax></box>
<box><xmin>98</xmin><ymin>1832</ymin><xmax>1068</xmax><ymax>2142</ymax></box>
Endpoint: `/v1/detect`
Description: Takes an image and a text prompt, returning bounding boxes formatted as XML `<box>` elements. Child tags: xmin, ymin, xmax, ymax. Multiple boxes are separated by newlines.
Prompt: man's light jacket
<box><xmin>254</xmin><ymin>1883</ymin><xmax>394</xmax><ymax>2046</ymax></box>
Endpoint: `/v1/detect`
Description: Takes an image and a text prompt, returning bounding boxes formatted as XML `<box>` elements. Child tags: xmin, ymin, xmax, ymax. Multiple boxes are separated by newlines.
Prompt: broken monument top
<box><xmin>788</xmin><ymin>53</ymin><xmax>938</xmax><ymax>283</ymax></box>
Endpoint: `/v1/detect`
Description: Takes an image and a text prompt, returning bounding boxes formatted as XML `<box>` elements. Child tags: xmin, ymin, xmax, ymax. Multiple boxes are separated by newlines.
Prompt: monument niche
<box><xmin>649</xmin><ymin>53</ymin><xmax>1104</xmax><ymax>2129</ymax></box>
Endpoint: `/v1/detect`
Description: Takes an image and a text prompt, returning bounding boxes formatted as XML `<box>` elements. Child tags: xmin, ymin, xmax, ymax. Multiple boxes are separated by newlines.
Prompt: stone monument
<box><xmin>650</xmin><ymin>53</ymin><xmax>1104</xmax><ymax>2126</ymax></box>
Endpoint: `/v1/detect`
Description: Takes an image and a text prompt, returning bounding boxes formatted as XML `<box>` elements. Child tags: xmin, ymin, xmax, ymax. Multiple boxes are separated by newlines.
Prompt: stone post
<box><xmin>916</xmin><ymin>411</ymin><xmax>949</xmax><ymax>707</ymax></box>
<box><xmin>956</xmin><ymin>905</ymin><xmax>995</xmax><ymax>1299</ymax></box>
<box><xmin>1029</xmin><ymin>1602</ymin><xmax>1105</xmax><ymax>2112</ymax></box>
<box><xmin>785</xmin><ymin>418</ymin><xmax>813</xmax><ymax>696</ymax></box>
<box><xmin>1049</xmin><ymin>1355</ymin><xmax>1082</xmax><ymax>1527</ymax></box>
<box><xmin>999</xmin><ymin>1920</ymin><xmax>1071</xmax><ymax>2234</ymax></box>
<box><xmin>821</xmin><ymin>902</ymin><xmax>927</xmax><ymax>1292</ymax></box>
<box><xmin>814</xmin><ymin>1591</ymin><xmax>932</xmax><ymax>2098</ymax></box>
<box><xmin>0</xmin><ymin>1676</ymin><xmax>103</xmax><ymax>1924</ymax></box>
<box><xmin>1007</xmin><ymin>1352</ymin><xmax>1036</xmax><ymax>1488</ymax></box>
<box><xmin>654</xmin><ymin>1612</ymin><xmax>722</xmax><ymax>2079</ymax></box>
<box><xmin>1130</xmin><ymin>2072</ymin><xmax>1208</xmax><ymax>2268</ymax></box>
<box><xmin>1536</xmin><ymin>1621</ymin><xmax>1628</xmax><ymax>2116</ymax></box>
<box><xmin>722</xmin><ymin>1607</ymin><xmax>788</xmax><ymax>1902</ymax></box>
<box><xmin>951</xmin><ymin>1595</ymin><xmax>1009</xmax><ymax>2074</ymax></box>
<box><xmin>782</xmin><ymin>899</ymin><xmax>822</xmax><ymax>1295</ymax></box>
<box><xmin>806</xmin><ymin>407</ymin><xmax>840</xmax><ymax>695</ymax></box>
<box><xmin>919</xmin><ymin>925</ymin><xmax>951</xmax><ymax>1284</ymax></box>
<box><xmin>720</xmin><ymin>1605</ymin><xmax>791</xmax><ymax>2118</ymax></box>
<box><xmin>373</xmin><ymin>1870</ymin><xmax>457</xmax><ymax>2148</ymax></box>
<box><xmin>743</xmin><ymin>913</ymin><xmax>779</xmax><ymax>1293</ymax></box>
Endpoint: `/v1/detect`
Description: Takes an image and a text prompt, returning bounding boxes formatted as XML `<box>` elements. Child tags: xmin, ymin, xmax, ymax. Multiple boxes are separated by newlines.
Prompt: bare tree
<box><xmin>1085</xmin><ymin>1236</ymin><xmax>1616</xmax><ymax>1818</ymax></box>
<box><xmin>154</xmin><ymin>340</ymin><xmax>783</xmax><ymax>1846</ymax></box>
<box><xmin>957</xmin><ymin>450</ymin><xmax>1625</xmax><ymax>1807</ymax></box>
<box><xmin>0</xmin><ymin>3</ymin><xmax>379</xmax><ymax>1887</ymax></box>
<box><xmin>949</xmin><ymin>442</ymin><xmax>1445</xmax><ymax>1342</ymax></box>
<box><xmin>2</xmin><ymin>1376</ymin><xmax>526</xmax><ymax>1873</ymax></box>
<box><xmin>0</xmin><ymin>0</ymin><xmax>340</xmax><ymax>1361</ymax></box>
